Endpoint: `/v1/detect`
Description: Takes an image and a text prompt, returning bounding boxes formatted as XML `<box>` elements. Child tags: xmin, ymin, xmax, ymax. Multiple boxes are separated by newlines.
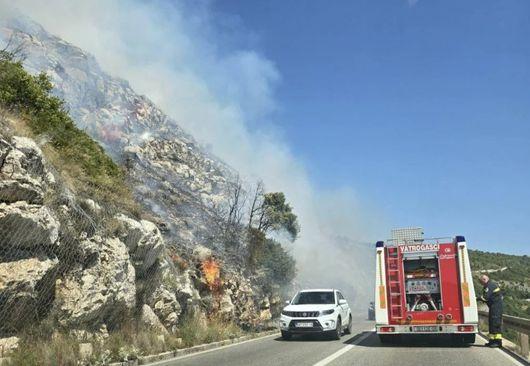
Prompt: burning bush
<box><xmin>201</xmin><ymin>258</ymin><xmax>221</xmax><ymax>292</ymax></box>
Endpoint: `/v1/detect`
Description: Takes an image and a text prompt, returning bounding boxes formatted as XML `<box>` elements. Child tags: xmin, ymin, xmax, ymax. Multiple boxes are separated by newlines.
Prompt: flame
<box><xmin>201</xmin><ymin>258</ymin><xmax>220</xmax><ymax>291</ymax></box>
<box><xmin>99</xmin><ymin>124</ymin><xmax>122</xmax><ymax>142</ymax></box>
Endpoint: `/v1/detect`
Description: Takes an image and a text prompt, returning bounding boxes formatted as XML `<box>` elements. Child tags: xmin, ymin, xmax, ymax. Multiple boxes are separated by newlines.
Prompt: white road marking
<box><xmin>312</xmin><ymin>330</ymin><xmax>374</xmax><ymax>366</ymax></box>
<box><xmin>477</xmin><ymin>333</ymin><xmax>526</xmax><ymax>366</ymax></box>
<box><xmin>148</xmin><ymin>333</ymin><xmax>279</xmax><ymax>366</ymax></box>
<box><xmin>493</xmin><ymin>348</ymin><xmax>527</xmax><ymax>366</ymax></box>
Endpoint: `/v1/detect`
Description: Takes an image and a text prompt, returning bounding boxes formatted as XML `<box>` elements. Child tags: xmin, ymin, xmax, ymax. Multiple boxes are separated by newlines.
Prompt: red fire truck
<box><xmin>374</xmin><ymin>228</ymin><xmax>478</xmax><ymax>344</ymax></box>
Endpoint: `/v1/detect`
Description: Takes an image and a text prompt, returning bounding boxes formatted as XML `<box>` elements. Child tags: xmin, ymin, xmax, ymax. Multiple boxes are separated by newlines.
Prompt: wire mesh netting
<box><xmin>0</xmin><ymin>128</ymin><xmax>185</xmax><ymax>338</ymax></box>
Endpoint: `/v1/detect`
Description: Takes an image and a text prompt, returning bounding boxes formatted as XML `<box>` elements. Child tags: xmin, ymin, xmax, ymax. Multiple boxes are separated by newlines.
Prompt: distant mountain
<box><xmin>469</xmin><ymin>250</ymin><xmax>530</xmax><ymax>318</ymax></box>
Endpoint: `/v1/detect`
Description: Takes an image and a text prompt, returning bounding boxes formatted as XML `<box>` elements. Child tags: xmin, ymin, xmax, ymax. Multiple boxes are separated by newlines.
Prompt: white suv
<box><xmin>279</xmin><ymin>289</ymin><xmax>353</xmax><ymax>340</ymax></box>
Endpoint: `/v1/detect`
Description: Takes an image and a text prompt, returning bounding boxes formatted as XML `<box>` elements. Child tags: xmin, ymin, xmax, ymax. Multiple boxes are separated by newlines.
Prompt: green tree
<box><xmin>245</xmin><ymin>184</ymin><xmax>299</xmax><ymax>281</ymax></box>
<box><xmin>261</xmin><ymin>238</ymin><xmax>296</xmax><ymax>285</ymax></box>
<box><xmin>257</xmin><ymin>192</ymin><xmax>300</xmax><ymax>241</ymax></box>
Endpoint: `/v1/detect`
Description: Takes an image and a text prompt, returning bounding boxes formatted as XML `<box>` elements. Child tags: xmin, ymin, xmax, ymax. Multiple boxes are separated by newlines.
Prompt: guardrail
<box><xmin>478</xmin><ymin>310</ymin><xmax>530</xmax><ymax>359</ymax></box>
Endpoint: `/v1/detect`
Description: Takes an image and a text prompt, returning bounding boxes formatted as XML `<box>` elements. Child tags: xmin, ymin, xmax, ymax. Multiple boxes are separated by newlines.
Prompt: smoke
<box><xmin>0</xmin><ymin>0</ymin><xmax>385</xmax><ymax>311</ymax></box>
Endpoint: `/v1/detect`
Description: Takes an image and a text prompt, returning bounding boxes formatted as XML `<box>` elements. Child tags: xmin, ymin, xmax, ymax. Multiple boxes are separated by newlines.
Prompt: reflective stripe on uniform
<box><xmin>489</xmin><ymin>333</ymin><xmax>503</xmax><ymax>340</ymax></box>
<box><xmin>493</xmin><ymin>287</ymin><xmax>501</xmax><ymax>293</ymax></box>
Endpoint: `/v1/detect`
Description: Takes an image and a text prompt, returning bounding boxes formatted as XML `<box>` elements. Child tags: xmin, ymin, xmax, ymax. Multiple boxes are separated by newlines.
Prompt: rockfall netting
<box><xmin>0</xmin><ymin>133</ymin><xmax>187</xmax><ymax>338</ymax></box>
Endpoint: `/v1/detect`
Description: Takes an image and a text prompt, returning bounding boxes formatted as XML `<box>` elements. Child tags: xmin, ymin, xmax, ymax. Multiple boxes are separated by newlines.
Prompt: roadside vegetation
<box><xmin>469</xmin><ymin>249</ymin><xmax>530</xmax><ymax>318</ymax></box>
<box><xmin>6</xmin><ymin>314</ymin><xmax>244</xmax><ymax>366</ymax></box>
<box><xmin>217</xmin><ymin>179</ymin><xmax>299</xmax><ymax>287</ymax></box>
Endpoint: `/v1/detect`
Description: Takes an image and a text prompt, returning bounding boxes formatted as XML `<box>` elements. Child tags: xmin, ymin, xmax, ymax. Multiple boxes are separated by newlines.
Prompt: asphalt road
<box><xmin>154</xmin><ymin>318</ymin><xmax>525</xmax><ymax>366</ymax></box>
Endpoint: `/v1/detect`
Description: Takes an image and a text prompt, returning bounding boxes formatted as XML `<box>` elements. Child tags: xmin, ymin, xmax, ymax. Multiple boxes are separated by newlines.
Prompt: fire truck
<box><xmin>374</xmin><ymin>228</ymin><xmax>478</xmax><ymax>344</ymax></box>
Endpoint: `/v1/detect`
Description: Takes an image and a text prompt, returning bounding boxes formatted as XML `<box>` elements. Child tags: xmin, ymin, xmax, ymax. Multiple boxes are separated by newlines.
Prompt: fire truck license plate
<box><xmin>295</xmin><ymin>322</ymin><xmax>313</xmax><ymax>328</ymax></box>
<box><xmin>413</xmin><ymin>326</ymin><xmax>438</xmax><ymax>332</ymax></box>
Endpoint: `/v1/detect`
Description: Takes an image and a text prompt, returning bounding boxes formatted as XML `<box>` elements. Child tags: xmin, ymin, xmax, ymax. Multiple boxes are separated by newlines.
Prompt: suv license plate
<box><xmin>413</xmin><ymin>326</ymin><xmax>438</xmax><ymax>332</ymax></box>
<box><xmin>295</xmin><ymin>322</ymin><xmax>313</xmax><ymax>328</ymax></box>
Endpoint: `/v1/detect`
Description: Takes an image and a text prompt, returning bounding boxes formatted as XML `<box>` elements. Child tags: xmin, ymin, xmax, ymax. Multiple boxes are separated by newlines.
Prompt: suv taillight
<box><xmin>379</xmin><ymin>326</ymin><xmax>395</xmax><ymax>333</ymax></box>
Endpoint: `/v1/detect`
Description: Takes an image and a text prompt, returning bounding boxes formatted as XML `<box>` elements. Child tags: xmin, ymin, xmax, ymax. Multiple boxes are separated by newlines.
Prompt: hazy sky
<box><xmin>212</xmin><ymin>0</ymin><xmax>530</xmax><ymax>254</ymax></box>
<box><xmin>2</xmin><ymin>0</ymin><xmax>528</xmax><ymax>256</ymax></box>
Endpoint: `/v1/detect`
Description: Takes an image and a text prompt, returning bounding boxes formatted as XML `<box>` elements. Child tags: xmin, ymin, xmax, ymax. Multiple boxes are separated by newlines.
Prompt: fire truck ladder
<box><xmin>386</xmin><ymin>246</ymin><xmax>404</xmax><ymax>319</ymax></box>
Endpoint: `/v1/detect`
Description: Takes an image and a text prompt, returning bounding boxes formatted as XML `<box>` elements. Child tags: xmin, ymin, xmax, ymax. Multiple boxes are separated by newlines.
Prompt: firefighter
<box><xmin>477</xmin><ymin>274</ymin><xmax>503</xmax><ymax>347</ymax></box>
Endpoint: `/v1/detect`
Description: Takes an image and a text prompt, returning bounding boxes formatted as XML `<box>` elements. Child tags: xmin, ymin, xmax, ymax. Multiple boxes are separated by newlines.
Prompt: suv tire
<box><xmin>332</xmin><ymin>317</ymin><xmax>342</xmax><ymax>340</ymax></box>
<box><xmin>344</xmin><ymin>315</ymin><xmax>353</xmax><ymax>334</ymax></box>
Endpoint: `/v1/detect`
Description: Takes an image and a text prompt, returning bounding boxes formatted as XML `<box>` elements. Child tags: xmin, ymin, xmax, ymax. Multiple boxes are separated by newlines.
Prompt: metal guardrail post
<box><xmin>520</xmin><ymin>333</ymin><xmax>529</xmax><ymax>358</ymax></box>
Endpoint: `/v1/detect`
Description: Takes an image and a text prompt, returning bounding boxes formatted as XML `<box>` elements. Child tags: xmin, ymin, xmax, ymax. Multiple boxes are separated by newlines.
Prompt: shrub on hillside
<box><xmin>0</xmin><ymin>49</ymin><xmax>138</xmax><ymax>214</ymax></box>
<box><xmin>247</xmin><ymin>228</ymin><xmax>296</xmax><ymax>286</ymax></box>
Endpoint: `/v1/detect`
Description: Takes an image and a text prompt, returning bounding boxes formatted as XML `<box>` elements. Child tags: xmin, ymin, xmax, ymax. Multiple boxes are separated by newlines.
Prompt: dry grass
<box><xmin>5</xmin><ymin>315</ymin><xmax>245</xmax><ymax>366</ymax></box>
<box><xmin>1</xmin><ymin>108</ymin><xmax>142</xmax><ymax>219</ymax></box>
<box><xmin>178</xmin><ymin>312</ymin><xmax>243</xmax><ymax>348</ymax></box>
<box><xmin>5</xmin><ymin>326</ymin><xmax>80</xmax><ymax>366</ymax></box>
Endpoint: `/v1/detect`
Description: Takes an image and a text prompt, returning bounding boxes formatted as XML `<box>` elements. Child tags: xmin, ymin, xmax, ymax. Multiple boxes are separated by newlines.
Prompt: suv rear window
<box><xmin>292</xmin><ymin>291</ymin><xmax>335</xmax><ymax>304</ymax></box>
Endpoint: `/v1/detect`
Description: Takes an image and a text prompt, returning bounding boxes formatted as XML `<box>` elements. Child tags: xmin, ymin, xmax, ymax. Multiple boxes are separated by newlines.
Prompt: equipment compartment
<box><xmin>403</xmin><ymin>257</ymin><xmax>442</xmax><ymax>311</ymax></box>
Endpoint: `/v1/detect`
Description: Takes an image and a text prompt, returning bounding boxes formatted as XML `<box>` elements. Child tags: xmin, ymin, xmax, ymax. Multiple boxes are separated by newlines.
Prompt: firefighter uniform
<box><xmin>480</xmin><ymin>280</ymin><xmax>503</xmax><ymax>346</ymax></box>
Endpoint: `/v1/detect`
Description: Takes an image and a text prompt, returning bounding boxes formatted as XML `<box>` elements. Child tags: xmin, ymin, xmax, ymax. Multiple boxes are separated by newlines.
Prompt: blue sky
<box><xmin>211</xmin><ymin>0</ymin><xmax>530</xmax><ymax>254</ymax></box>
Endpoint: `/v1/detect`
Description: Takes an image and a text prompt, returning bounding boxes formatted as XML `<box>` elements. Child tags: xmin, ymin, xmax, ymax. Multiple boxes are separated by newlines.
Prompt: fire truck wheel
<box><xmin>344</xmin><ymin>315</ymin><xmax>353</xmax><ymax>334</ymax></box>
<box><xmin>463</xmin><ymin>334</ymin><xmax>476</xmax><ymax>344</ymax></box>
<box><xmin>378</xmin><ymin>334</ymin><xmax>399</xmax><ymax>344</ymax></box>
<box><xmin>281</xmin><ymin>331</ymin><xmax>292</xmax><ymax>340</ymax></box>
<box><xmin>451</xmin><ymin>333</ymin><xmax>475</xmax><ymax>345</ymax></box>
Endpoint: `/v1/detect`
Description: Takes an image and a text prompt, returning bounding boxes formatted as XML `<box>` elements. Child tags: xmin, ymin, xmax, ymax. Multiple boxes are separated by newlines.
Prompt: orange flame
<box><xmin>201</xmin><ymin>258</ymin><xmax>221</xmax><ymax>291</ymax></box>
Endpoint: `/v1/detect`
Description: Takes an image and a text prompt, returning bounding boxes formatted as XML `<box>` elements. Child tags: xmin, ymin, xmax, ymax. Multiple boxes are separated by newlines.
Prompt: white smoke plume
<box><xmin>0</xmin><ymin>0</ymin><xmax>386</xmax><ymax>311</ymax></box>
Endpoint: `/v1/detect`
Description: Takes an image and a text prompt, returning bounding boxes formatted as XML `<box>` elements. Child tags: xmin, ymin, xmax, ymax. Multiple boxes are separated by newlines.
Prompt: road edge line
<box><xmin>478</xmin><ymin>332</ymin><xmax>529</xmax><ymax>366</ymax></box>
<box><xmin>119</xmin><ymin>330</ymin><xmax>280</xmax><ymax>366</ymax></box>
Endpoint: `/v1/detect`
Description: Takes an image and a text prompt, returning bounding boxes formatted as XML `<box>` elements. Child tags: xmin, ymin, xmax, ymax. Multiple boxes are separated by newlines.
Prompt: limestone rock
<box><xmin>174</xmin><ymin>269</ymin><xmax>201</xmax><ymax>303</ymax></box>
<box><xmin>70</xmin><ymin>324</ymin><xmax>109</xmax><ymax>343</ymax></box>
<box><xmin>114</xmin><ymin>214</ymin><xmax>165</xmax><ymax>276</ymax></box>
<box><xmin>0</xmin><ymin>257</ymin><xmax>59</xmax><ymax>332</ymax></box>
<box><xmin>0</xmin><ymin>137</ymin><xmax>49</xmax><ymax>204</ymax></box>
<box><xmin>0</xmin><ymin>202</ymin><xmax>59</xmax><ymax>249</ymax></box>
<box><xmin>219</xmin><ymin>291</ymin><xmax>235</xmax><ymax>318</ymax></box>
<box><xmin>0</xmin><ymin>336</ymin><xmax>19</xmax><ymax>357</ymax></box>
<box><xmin>140</xmin><ymin>304</ymin><xmax>168</xmax><ymax>335</ymax></box>
<box><xmin>78</xmin><ymin>342</ymin><xmax>93</xmax><ymax>360</ymax></box>
<box><xmin>0</xmin><ymin>180</ymin><xmax>44</xmax><ymax>205</ymax></box>
<box><xmin>259</xmin><ymin>309</ymin><xmax>272</xmax><ymax>322</ymax></box>
<box><xmin>80</xmin><ymin>199</ymin><xmax>102</xmax><ymax>216</ymax></box>
<box><xmin>259</xmin><ymin>297</ymin><xmax>270</xmax><ymax>310</ymax></box>
<box><xmin>55</xmin><ymin>236</ymin><xmax>136</xmax><ymax>329</ymax></box>
<box><xmin>147</xmin><ymin>287</ymin><xmax>181</xmax><ymax>333</ymax></box>
<box><xmin>192</xmin><ymin>245</ymin><xmax>212</xmax><ymax>261</ymax></box>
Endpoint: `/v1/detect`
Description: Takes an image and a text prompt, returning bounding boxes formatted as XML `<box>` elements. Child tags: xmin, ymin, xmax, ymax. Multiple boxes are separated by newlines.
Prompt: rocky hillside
<box><xmin>0</xmin><ymin>16</ymin><xmax>235</xmax><ymax>250</ymax></box>
<box><xmin>0</xmin><ymin>16</ymin><xmax>292</xmax><ymax>364</ymax></box>
<box><xmin>0</xmin><ymin>12</ymin><xmax>289</xmax><ymax>317</ymax></box>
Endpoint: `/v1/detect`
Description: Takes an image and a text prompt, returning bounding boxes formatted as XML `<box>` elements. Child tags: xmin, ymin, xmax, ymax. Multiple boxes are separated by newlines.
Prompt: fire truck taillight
<box><xmin>379</xmin><ymin>326</ymin><xmax>395</xmax><ymax>333</ymax></box>
<box><xmin>437</xmin><ymin>314</ymin><xmax>444</xmax><ymax>321</ymax></box>
<box><xmin>445</xmin><ymin>313</ymin><xmax>453</xmax><ymax>320</ymax></box>
<box><xmin>458</xmin><ymin>325</ymin><xmax>475</xmax><ymax>332</ymax></box>
<box><xmin>406</xmin><ymin>314</ymin><xmax>413</xmax><ymax>321</ymax></box>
